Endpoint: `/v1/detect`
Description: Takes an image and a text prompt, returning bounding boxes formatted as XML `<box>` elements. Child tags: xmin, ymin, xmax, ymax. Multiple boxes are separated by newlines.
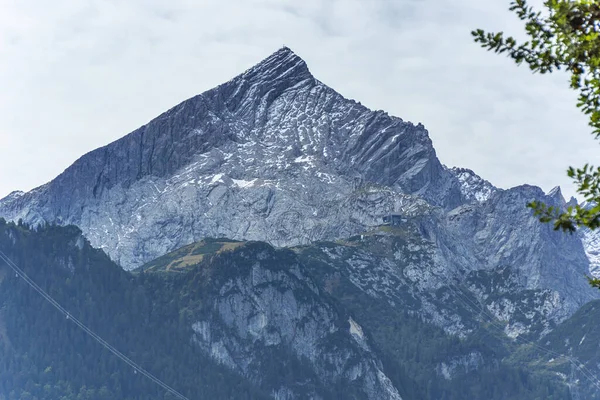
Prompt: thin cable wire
<box><xmin>0</xmin><ymin>249</ymin><xmax>190</xmax><ymax>400</ymax></box>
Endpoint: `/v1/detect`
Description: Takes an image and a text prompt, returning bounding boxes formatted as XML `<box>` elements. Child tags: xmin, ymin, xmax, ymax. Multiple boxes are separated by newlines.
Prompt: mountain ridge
<box><xmin>3</xmin><ymin>46</ymin><xmax>600</xmax><ymax>400</ymax></box>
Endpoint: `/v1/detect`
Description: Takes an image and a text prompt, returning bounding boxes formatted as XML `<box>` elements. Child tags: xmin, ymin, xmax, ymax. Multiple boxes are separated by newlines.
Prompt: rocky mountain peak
<box><xmin>239</xmin><ymin>46</ymin><xmax>312</xmax><ymax>83</ymax></box>
<box><xmin>0</xmin><ymin>47</ymin><xmax>593</xmax><ymax>306</ymax></box>
<box><xmin>547</xmin><ymin>185</ymin><xmax>566</xmax><ymax>206</ymax></box>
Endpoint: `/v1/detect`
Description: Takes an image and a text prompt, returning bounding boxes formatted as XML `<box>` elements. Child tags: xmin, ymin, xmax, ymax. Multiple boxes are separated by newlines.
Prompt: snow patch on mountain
<box><xmin>450</xmin><ymin>167</ymin><xmax>497</xmax><ymax>203</ymax></box>
<box><xmin>582</xmin><ymin>229</ymin><xmax>600</xmax><ymax>277</ymax></box>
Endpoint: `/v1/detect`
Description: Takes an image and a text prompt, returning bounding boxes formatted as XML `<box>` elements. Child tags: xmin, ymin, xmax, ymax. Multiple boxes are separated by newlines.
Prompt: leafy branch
<box><xmin>473</xmin><ymin>0</ymin><xmax>600</xmax><ymax>233</ymax></box>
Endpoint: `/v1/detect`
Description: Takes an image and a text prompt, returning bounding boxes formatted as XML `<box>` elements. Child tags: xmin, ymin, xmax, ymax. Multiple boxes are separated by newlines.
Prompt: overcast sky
<box><xmin>1</xmin><ymin>0</ymin><xmax>598</xmax><ymax>200</ymax></box>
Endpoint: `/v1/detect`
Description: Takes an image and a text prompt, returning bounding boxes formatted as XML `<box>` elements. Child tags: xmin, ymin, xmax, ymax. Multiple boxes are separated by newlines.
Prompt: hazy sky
<box><xmin>1</xmin><ymin>0</ymin><xmax>598</xmax><ymax>200</ymax></box>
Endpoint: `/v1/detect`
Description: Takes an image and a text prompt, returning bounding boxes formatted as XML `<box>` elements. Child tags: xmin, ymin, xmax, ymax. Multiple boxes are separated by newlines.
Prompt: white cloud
<box><xmin>0</xmin><ymin>0</ymin><xmax>597</xmax><ymax>201</ymax></box>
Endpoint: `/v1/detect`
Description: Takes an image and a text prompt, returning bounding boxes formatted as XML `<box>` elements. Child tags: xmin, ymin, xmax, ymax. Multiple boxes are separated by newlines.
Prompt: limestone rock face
<box><xmin>189</xmin><ymin>242</ymin><xmax>403</xmax><ymax>400</ymax></box>
<box><xmin>428</xmin><ymin>184</ymin><xmax>598</xmax><ymax>315</ymax></box>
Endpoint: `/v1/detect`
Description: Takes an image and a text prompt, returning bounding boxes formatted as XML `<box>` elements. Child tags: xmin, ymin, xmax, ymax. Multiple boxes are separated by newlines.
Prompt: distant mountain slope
<box><xmin>2</xmin><ymin>221</ymin><xmax>592</xmax><ymax>399</ymax></box>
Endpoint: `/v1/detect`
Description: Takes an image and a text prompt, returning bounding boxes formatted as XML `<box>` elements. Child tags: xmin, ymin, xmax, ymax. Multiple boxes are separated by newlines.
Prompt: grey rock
<box><xmin>449</xmin><ymin>167</ymin><xmax>497</xmax><ymax>203</ymax></box>
<box><xmin>190</xmin><ymin>243</ymin><xmax>403</xmax><ymax>400</ymax></box>
<box><xmin>427</xmin><ymin>184</ymin><xmax>598</xmax><ymax>316</ymax></box>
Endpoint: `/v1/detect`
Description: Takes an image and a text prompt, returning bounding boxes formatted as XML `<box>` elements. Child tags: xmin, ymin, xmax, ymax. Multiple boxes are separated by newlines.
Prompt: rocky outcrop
<box><xmin>449</xmin><ymin>167</ymin><xmax>497</xmax><ymax>203</ymax></box>
<box><xmin>189</xmin><ymin>242</ymin><xmax>403</xmax><ymax>399</ymax></box>
<box><xmin>427</xmin><ymin>184</ymin><xmax>598</xmax><ymax>316</ymax></box>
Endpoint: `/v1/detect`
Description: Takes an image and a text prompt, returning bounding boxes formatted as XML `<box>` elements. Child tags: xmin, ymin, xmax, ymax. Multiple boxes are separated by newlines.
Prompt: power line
<box><xmin>0</xmin><ymin>249</ymin><xmax>190</xmax><ymax>400</ymax></box>
<box><xmin>570</xmin><ymin>349</ymin><xmax>582</xmax><ymax>400</ymax></box>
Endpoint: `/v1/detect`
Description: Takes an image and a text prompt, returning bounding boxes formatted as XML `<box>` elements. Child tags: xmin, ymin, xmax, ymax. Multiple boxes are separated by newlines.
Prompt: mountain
<box><xmin>1</xmin><ymin>47</ymin><xmax>600</xmax><ymax>398</ymax></box>
<box><xmin>1</xmin><ymin>47</ymin><xmax>595</xmax><ymax>304</ymax></box>
<box><xmin>0</xmin><ymin>47</ymin><xmax>462</xmax><ymax>270</ymax></box>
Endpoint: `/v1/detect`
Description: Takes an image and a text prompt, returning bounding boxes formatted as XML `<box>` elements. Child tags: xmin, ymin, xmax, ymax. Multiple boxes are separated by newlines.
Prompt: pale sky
<box><xmin>0</xmin><ymin>0</ymin><xmax>598</xmax><ymax>200</ymax></box>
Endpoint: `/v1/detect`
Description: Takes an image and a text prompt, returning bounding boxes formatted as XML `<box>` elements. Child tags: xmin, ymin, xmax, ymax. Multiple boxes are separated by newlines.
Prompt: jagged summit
<box><xmin>238</xmin><ymin>46</ymin><xmax>311</xmax><ymax>83</ymax></box>
<box><xmin>546</xmin><ymin>186</ymin><xmax>575</xmax><ymax>208</ymax></box>
<box><xmin>547</xmin><ymin>185</ymin><xmax>563</xmax><ymax>200</ymax></box>
<box><xmin>214</xmin><ymin>46</ymin><xmax>315</xmax><ymax>119</ymax></box>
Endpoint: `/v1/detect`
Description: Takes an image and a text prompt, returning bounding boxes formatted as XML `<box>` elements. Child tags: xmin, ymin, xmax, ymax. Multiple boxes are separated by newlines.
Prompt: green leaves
<box><xmin>588</xmin><ymin>276</ymin><xmax>600</xmax><ymax>289</ymax></box>
<box><xmin>527</xmin><ymin>163</ymin><xmax>600</xmax><ymax>232</ymax></box>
